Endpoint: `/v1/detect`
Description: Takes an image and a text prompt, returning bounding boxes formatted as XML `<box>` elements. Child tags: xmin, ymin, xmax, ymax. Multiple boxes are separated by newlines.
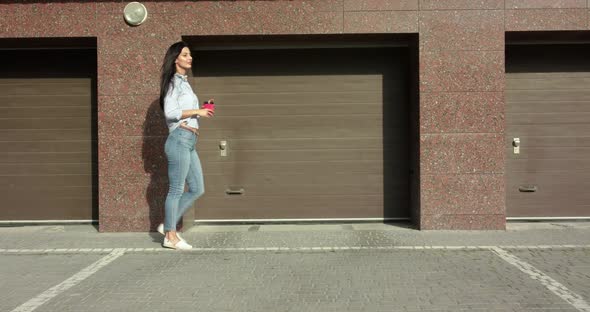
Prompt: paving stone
<box><xmin>29</xmin><ymin>250</ymin><xmax>579</xmax><ymax>312</ymax></box>
<box><xmin>0</xmin><ymin>254</ymin><xmax>103</xmax><ymax>311</ymax></box>
<box><xmin>508</xmin><ymin>248</ymin><xmax>590</xmax><ymax>302</ymax></box>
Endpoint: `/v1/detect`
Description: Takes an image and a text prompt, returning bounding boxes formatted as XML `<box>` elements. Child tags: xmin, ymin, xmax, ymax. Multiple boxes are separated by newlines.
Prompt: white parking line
<box><xmin>10</xmin><ymin>249</ymin><xmax>125</xmax><ymax>312</ymax></box>
<box><xmin>1</xmin><ymin>245</ymin><xmax>590</xmax><ymax>254</ymax></box>
<box><xmin>491</xmin><ymin>247</ymin><xmax>590</xmax><ymax>312</ymax></box>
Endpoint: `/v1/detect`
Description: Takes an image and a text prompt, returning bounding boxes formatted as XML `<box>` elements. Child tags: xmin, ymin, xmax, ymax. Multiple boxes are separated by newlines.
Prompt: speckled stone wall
<box><xmin>1</xmin><ymin>0</ymin><xmax>590</xmax><ymax>231</ymax></box>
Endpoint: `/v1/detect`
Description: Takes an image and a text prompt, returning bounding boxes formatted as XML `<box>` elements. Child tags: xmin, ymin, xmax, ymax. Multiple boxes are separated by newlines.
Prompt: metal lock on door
<box><xmin>219</xmin><ymin>140</ymin><xmax>228</xmax><ymax>157</ymax></box>
<box><xmin>512</xmin><ymin>138</ymin><xmax>520</xmax><ymax>154</ymax></box>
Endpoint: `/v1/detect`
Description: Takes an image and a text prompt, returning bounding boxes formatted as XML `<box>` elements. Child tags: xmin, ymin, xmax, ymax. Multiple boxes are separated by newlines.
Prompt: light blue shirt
<box><xmin>163</xmin><ymin>73</ymin><xmax>199</xmax><ymax>133</ymax></box>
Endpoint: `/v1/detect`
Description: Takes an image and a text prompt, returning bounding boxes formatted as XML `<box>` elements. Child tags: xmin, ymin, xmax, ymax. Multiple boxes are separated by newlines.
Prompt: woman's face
<box><xmin>175</xmin><ymin>47</ymin><xmax>192</xmax><ymax>72</ymax></box>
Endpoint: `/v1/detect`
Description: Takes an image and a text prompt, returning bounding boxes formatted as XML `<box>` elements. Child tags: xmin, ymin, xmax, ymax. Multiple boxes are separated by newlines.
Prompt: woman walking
<box><xmin>157</xmin><ymin>41</ymin><xmax>213</xmax><ymax>250</ymax></box>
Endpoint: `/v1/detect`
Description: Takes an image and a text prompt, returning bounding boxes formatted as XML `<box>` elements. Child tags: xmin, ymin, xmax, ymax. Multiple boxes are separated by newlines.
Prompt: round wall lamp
<box><xmin>123</xmin><ymin>2</ymin><xmax>148</xmax><ymax>26</ymax></box>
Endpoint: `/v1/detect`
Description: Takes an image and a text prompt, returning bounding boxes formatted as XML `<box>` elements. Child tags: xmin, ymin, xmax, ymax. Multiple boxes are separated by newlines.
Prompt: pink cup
<box><xmin>203</xmin><ymin>102</ymin><xmax>215</xmax><ymax>111</ymax></box>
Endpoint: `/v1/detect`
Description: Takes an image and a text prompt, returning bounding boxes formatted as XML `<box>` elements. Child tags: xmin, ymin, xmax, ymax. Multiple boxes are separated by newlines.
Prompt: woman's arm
<box><xmin>164</xmin><ymin>86</ymin><xmax>213</xmax><ymax>121</ymax></box>
<box><xmin>179</xmin><ymin>109</ymin><xmax>213</xmax><ymax>119</ymax></box>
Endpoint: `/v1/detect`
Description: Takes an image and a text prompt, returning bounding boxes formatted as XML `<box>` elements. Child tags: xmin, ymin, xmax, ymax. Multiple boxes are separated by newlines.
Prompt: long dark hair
<box><xmin>159</xmin><ymin>41</ymin><xmax>189</xmax><ymax>110</ymax></box>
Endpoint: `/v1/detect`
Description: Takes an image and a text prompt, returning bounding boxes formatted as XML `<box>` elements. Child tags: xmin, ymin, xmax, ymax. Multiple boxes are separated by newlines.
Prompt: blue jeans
<box><xmin>164</xmin><ymin>127</ymin><xmax>204</xmax><ymax>232</ymax></box>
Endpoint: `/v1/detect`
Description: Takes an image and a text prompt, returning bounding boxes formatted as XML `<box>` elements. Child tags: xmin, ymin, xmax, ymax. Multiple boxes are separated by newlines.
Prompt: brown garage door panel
<box><xmin>0</xmin><ymin>197</ymin><xmax>93</xmax><ymax>220</ymax></box>
<box><xmin>198</xmin><ymin>150</ymin><xmax>384</xmax><ymax>162</ymax></box>
<box><xmin>507</xmin><ymin>90</ymin><xmax>590</xmax><ymax>102</ymax></box>
<box><xmin>0</xmin><ymin>152</ymin><xmax>92</xmax><ymax>164</ymax></box>
<box><xmin>200</xmin><ymin>75</ymin><xmax>388</xmax><ymax>92</ymax></box>
<box><xmin>508</xmin><ymin>172</ymin><xmax>590</xmax><ymax>190</ymax></box>
<box><xmin>0</xmin><ymin>175</ymin><xmax>93</xmax><ymax>188</ymax></box>
<box><xmin>205</xmin><ymin>103</ymin><xmax>381</xmax><ymax>117</ymax></box>
<box><xmin>506</xmin><ymin>44</ymin><xmax>590</xmax><ymax>218</ymax></box>
<box><xmin>202</xmin><ymin>92</ymin><xmax>400</xmax><ymax>106</ymax></box>
<box><xmin>506</xmin><ymin>147</ymin><xmax>590</xmax><ymax>159</ymax></box>
<box><xmin>0</xmin><ymin>95</ymin><xmax>91</xmax><ymax>108</ymax></box>
<box><xmin>201</xmin><ymin>169</ymin><xmax>408</xmax><ymax>195</ymax></box>
<box><xmin>202</xmin><ymin>183</ymin><xmax>386</xmax><ymax>196</ymax></box>
<box><xmin>0</xmin><ymin>118</ymin><xmax>94</xmax><ymax>130</ymax></box>
<box><xmin>508</xmin><ymin>112</ymin><xmax>590</xmax><ymax>125</ymax></box>
<box><xmin>508</xmin><ymin>101</ymin><xmax>590</xmax><ymax>114</ymax></box>
<box><xmin>198</xmin><ymin>127</ymin><xmax>406</xmax><ymax>142</ymax></box>
<box><xmin>0</xmin><ymin>129</ymin><xmax>91</xmax><ymax>141</ymax></box>
<box><xmin>199</xmin><ymin>181</ymin><xmax>407</xmax><ymax>197</ymax></box>
<box><xmin>0</xmin><ymin>81</ymin><xmax>90</xmax><ymax>96</ymax></box>
<box><xmin>0</xmin><ymin>107</ymin><xmax>91</xmax><ymax>119</ymax></box>
<box><xmin>508</xmin><ymin>159</ymin><xmax>590</xmax><ymax>172</ymax></box>
<box><xmin>205</xmin><ymin>172</ymin><xmax>384</xmax><ymax>187</ymax></box>
<box><xmin>507</xmin><ymin>204</ymin><xmax>590</xmax><ymax>218</ymax></box>
<box><xmin>508</xmin><ymin>195</ymin><xmax>590</xmax><ymax>208</ymax></box>
<box><xmin>198</xmin><ymin>138</ymin><xmax>384</xmax><ymax>151</ymax></box>
<box><xmin>0</xmin><ymin>163</ymin><xmax>93</xmax><ymax>175</ymax></box>
<box><xmin>202</xmin><ymin>160</ymin><xmax>395</xmax><ymax>175</ymax></box>
<box><xmin>204</xmin><ymin>116</ymin><xmax>385</xmax><ymax>132</ymax></box>
<box><xmin>507</xmin><ymin>76</ymin><xmax>590</xmax><ymax>90</ymax></box>
<box><xmin>192</xmin><ymin>47</ymin><xmax>410</xmax><ymax>220</ymax></box>
<box><xmin>0</xmin><ymin>141</ymin><xmax>92</xmax><ymax>153</ymax></box>
<box><xmin>0</xmin><ymin>187</ymin><xmax>94</xmax><ymax>197</ymax></box>
<box><xmin>507</xmin><ymin>125</ymin><xmax>590</xmax><ymax>138</ymax></box>
<box><xmin>505</xmin><ymin>136</ymin><xmax>590</xmax><ymax>147</ymax></box>
<box><xmin>197</xmin><ymin>196</ymin><xmax>409</xmax><ymax>219</ymax></box>
<box><xmin>0</xmin><ymin>49</ymin><xmax>96</xmax><ymax>220</ymax></box>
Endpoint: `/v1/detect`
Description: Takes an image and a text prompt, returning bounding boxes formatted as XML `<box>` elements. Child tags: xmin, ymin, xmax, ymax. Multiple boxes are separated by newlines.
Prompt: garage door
<box><xmin>191</xmin><ymin>47</ymin><xmax>410</xmax><ymax>220</ymax></box>
<box><xmin>506</xmin><ymin>44</ymin><xmax>590</xmax><ymax>218</ymax></box>
<box><xmin>0</xmin><ymin>49</ymin><xmax>96</xmax><ymax>220</ymax></box>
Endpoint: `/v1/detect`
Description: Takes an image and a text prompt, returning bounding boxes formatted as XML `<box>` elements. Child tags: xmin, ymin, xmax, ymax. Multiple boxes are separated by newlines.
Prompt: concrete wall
<box><xmin>2</xmin><ymin>0</ymin><xmax>590</xmax><ymax>231</ymax></box>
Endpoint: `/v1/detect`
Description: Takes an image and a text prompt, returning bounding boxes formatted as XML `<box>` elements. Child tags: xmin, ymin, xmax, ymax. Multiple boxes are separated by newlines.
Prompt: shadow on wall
<box><xmin>142</xmin><ymin>99</ymin><xmax>168</xmax><ymax>232</ymax></box>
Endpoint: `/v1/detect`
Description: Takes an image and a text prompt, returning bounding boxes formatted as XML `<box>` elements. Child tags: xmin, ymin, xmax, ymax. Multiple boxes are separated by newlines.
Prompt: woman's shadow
<box><xmin>142</xmin><ymin>99</ymin><xmax>168</xmax><ymax>242</ymax></box>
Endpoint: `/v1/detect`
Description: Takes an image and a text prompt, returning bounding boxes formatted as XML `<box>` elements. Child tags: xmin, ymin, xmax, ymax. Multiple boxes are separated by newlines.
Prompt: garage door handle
<box><xmin>226</xmin><ymin>188</ymin><xmax>244</xmax><ymax>195</ymax></box>
<box><xmin>518</xmin><ymin>185</ymin><xmax>537</xmax><ymax>192</ymax></box>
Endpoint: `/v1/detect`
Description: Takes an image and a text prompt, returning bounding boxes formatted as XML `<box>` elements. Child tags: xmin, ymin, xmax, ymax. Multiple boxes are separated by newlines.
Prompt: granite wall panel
<box><xmin>419</xmin><ymin>10</ymin><xmax>504</xmax><ymax>51</ymax></box>
<box><xmin>16</xmin><ymin>1</ymin><xmax>96</xmax><ymax>37</ymax></box>
<box><xmin>419</xmin><ymin>50</ymin><xmax>505</xmax><ymax>92</ymax></box>
<box><xmin>344</xmin><ymin>0</ymin><xmax>418</xmax><ymax>11</ymax></box>
<box><xmin>343</xmin><ymin>11</ymin><xmax>419</xmax><ymax>33</ymax></box>
<box><xmin>505</xmin><ymin>0</ymin><xmax>587</xmax><ymax>9</ymax></box>
<box><xmin>421</xmin><ymin>174</ymin><xmax>505</xmax><ymax>215</ymax></box>
<box><xmin>420</xmin><ymin>134</ymin><xmax>504</xmax><ymax>175</ymax></box>
<box><xmin>419</xmin><ymin>0</ymin><xmax>504</xmax><ymax>10</ymax></box>
<box><xmin>417</xmin><ymin>3</ymin><xmax>506</xmax><ymax>229</ymax></box>
<box><xmin>505</xmin><ymin>9</ymin><xmax>587</xmax><ymax>30</ymax></box>
<box><xmin>420</xmin><ymin>214</ymin><xmax>506</xmax><ymax>230</ymax></box>
<box><xmin>97</xmin><ymin>53</ymin><xmax>162</xmax><ymax>96</ymax></box>
<box><xmin>420</xmin><ymin>92</ymin><xmax>505</xmax><ymax>134</ymax></box>
<box><xmin>96</xmin><ymin>14</ymin><xmax>181</xmax><ymax>55</ymax></box>
<box><xmin>0</xmin><ymin>3</ymin><xmax>22</xmax><ymax>37</ymax></box>
<box><xmin>97</xmin><ymin>0</ymin><xmax>344</xmax><ymax>14</ymax></box>
<box><xmin>98</xmin><ymin>96</ymin><xmax>165</xmax><ymax>138</ymax></box>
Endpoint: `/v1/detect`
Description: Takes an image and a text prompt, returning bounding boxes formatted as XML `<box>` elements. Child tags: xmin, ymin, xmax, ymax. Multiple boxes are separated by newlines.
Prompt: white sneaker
<box><xmin>176</xmin><ymin>232</ymin><xmax>187</xmax><ymax>242</ymax></box>
<box><xmin>157</xmin><ymin>223</ymin><xmax>187</xmax><ymax>243</ymax></box>
<box><xmin>162</xmin><ymin>238</ymin><xmax>192</xmax><ymax>250</ymax></box>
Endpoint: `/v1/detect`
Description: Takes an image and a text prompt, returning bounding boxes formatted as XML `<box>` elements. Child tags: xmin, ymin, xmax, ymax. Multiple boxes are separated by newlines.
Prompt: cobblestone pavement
<box><xmin>0</xmin><ymin>254</ymin><xmax>102</xmax><ymax>312</ymax></box>
<box><xmin>508</xmin><ymin>249</ymin><xmax>590</xmax><ymax>305</ymax></box>
<box><xmin>1</xmin><ymin>222</ymin><xmax>589</xmax><ymax>312</ymax></box>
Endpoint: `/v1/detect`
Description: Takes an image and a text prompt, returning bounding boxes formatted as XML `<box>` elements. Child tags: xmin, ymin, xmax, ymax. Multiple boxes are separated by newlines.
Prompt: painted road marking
<box><xmin>491</xmin><ymin>247</ymin><xmax>590</xmax><ymax>312</ymax></box>
<box><xmin>1</xmin><ymin>245</ymin><xmax>590</xmax><ymax>254</ymax></box>
<box><xmin>10</xmin><ymin>249</ymin><xmax>125</xmax><ymax>312</ymax></box>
